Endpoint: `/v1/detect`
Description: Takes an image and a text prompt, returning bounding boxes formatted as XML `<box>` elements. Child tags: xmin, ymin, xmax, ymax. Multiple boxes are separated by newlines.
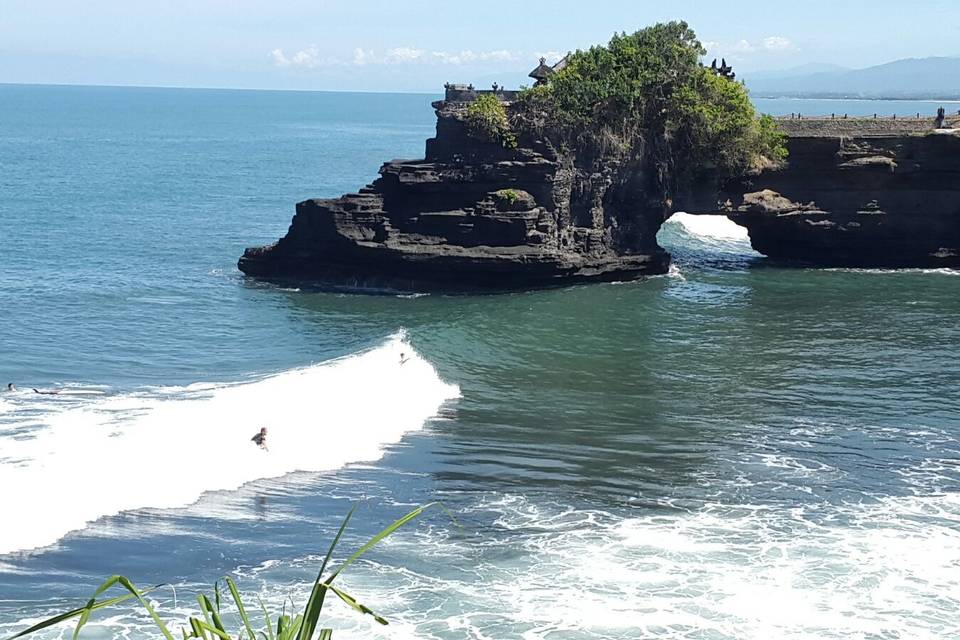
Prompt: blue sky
<box><xmin>2</xmin><ymin>0</ymin><xmax>958</xmax><ymax>91</ymax></box>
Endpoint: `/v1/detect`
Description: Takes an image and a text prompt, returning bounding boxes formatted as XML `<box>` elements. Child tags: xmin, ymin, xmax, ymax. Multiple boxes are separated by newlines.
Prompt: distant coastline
<box><xmin>753</xmin><ymin>92</ymin><xmax>960</xmax><ymax>102</ymax></box>
<box><xmin>3</xmin><ymin>81</ymin><xmax>959</xmax><ymax>104</ymax></box>
<box><xmin>745</xmin><ymin>55</ymin><xmax>960</xmax><ymax>103</ymax></box>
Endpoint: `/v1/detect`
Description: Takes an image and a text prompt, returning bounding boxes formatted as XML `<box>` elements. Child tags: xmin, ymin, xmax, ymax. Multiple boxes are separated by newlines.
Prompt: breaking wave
<box><xmin>0</xmin><ymin>334</ymin><xmax>460</xmax><ymax>555</ymax></box>
<box><xmin>657</xmin><ymin>213</ymin><xmax>760</xmax><ymax>266</ymax></box>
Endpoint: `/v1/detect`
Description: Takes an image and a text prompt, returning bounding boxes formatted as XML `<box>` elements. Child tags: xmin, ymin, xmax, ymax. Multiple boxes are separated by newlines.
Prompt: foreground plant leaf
<box><xmin>5</xmin><ymin>502</ymin><xmax>442</xmax><ymax>640</ymax></box>
<box><xmin>5</xmin><ymin>587</ymin><xmax>158</xmax><ymax>639</ymax></box>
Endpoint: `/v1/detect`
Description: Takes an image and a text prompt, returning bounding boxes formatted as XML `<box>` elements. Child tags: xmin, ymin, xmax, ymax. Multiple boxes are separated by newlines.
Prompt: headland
<box><xmin>240</xmin><ymin>41</ymin><xmax>960</xmax><ymax>292</ymax></box>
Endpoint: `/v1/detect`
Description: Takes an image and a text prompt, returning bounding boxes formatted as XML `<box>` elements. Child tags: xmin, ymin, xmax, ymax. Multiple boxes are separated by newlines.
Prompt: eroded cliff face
<box><xmin>718</xmin><ymin>123</ymin><xmax>960</xmax><ymax>267</ymax></box>
<box><xmin>239</xmin><ymin>103</ymin><xmax>960</xmax><ymax>291</ymax></box>
<box><xmin>238</xmin><ymin>98</ymin><xmax>670</xmax><ymax>291</ymax></box>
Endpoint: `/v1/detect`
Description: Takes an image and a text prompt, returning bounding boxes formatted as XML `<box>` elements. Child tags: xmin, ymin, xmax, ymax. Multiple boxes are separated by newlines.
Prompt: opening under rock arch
<box><xmin>657</xmin><ymin>212</ymin><xmax>764</xmax><ymax>268</ymax></box>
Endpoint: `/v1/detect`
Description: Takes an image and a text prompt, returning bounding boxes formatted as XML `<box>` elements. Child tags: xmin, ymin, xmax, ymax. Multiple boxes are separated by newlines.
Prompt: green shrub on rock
<box><xmin>466</xmin><ymin>94</ymin><xmax>518</xmax><ymax>148</ymax></box>
<box><xmin>515</xmin><ymin>21</ymin><xmax>787</xmax><ymax>185</ymax></box>
<box><xmin>753</xmin><ymin>114</ymin><xmax>789</xmax><ymax>166</ymax></box>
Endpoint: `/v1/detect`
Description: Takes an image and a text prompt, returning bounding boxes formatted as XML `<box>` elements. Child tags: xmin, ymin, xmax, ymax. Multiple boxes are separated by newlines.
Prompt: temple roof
<box><xmin>528</xmin><ymin>57</ymin><xmax>554</xmax><ymax>81</ymax></box>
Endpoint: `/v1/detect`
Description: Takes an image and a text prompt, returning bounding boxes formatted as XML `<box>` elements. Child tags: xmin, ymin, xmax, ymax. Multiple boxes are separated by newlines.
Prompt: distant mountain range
<box><xmin>745</xmin><ymin>57</ymin><xmax>960</xmax><ymax>100</ymax></box>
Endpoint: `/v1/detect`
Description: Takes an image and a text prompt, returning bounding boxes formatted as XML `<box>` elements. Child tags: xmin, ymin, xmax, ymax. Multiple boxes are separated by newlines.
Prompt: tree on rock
<box><xmin>516</xmin><ymin>22</ymin><xmax>786</xmax><ymax>193</ymax></box>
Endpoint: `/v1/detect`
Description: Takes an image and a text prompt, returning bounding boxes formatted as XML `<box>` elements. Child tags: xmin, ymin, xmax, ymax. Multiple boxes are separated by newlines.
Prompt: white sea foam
<box><xmin>125</xmin><ymin>491</ymin><xmax>952</xmax><ymax>640</ymax></box>
<box><xmin>666</xmin><ymin>263</ymin><xmax>686</xmax><ymax>281</ymax></box>
<box><xmin>658</xmin><ymin>213</ymin><xmax>760</xmax><ymax>263</ymax></box>
<box><xmin>0</xmin><ymin>334</ymin><xmax>460</xmax><ymax>555</ymax></box>
<box><xmin>4</xmin><ymin>494</ymin><xmax>957</xmax><ymax>639</ymax></box>
<box><xmin>668</xmin><ymin>212</ymin><xmax>751</xmax><ymax>241</ymax></box>
<box><xmin>823</xmin><ymin>266</ymin><xmax>960</xmax><ymax>276</ymax></box>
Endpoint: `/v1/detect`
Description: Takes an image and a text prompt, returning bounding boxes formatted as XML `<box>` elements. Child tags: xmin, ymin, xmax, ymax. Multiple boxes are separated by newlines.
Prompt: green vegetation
<box><xmin>6</xmin><ymin>503</ymin><xmax>439</xmax><ymax>640</ymax></box>
<box><xmin>754</xmin><ymin>114</ymin><xmax>789</xmax><ymax>165</ymax></box>
<box><xmin>495</xmin><ymin>188</ymin><xmax>521</xmax><ymax>204</ymax></box>
<box><xmin>515</xmin><ymin>21</ymin><xmax>787</xmax><ymax>182</ymax></box>
<box><xmin>465</xmin><ymin>94</ymin><xmax>517</xmax><ymax>148</ymax></box>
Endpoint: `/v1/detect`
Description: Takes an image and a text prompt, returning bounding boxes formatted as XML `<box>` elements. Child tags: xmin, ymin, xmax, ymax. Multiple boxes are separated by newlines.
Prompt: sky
<box><xmin>1</xmin><ymin>0</ymin><xmax>959</xmax><ymax>92</ymax></box>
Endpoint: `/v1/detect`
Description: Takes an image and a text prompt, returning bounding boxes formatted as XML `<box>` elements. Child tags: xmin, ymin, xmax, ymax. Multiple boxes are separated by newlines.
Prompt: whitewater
<box><xmin>4</xmin><ymin>86</ymin><xmax>960</xmax><ymax>640</ymax></box>
<box><xmin>0</xmin><ymin>334</ymin><xmax>460</xmax><ymax>555</ymax></box>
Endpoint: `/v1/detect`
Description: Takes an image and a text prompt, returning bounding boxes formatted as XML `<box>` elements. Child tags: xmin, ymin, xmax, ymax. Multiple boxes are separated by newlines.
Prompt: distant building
<box><xmin>527</xmin><ymin>55</ymin><xmax>571</xmax><ymax>86</ymax></box>
<box><xmin>709</xmin><ymin>58</ymin><xmax>736</xmax><ymax>81</ymax></box>
<box><xmin>528</xmin><ymin>57</ymin><xmax>554</xmax><ymax>86</ymax></box>
<box><xmin>442</xmin><ymin>55</ymin><xmax>571</xmax><ymax>104</ymax></box>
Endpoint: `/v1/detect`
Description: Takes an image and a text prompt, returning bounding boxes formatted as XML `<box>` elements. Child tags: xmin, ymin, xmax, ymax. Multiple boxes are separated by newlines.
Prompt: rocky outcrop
<box><xmin>720</xmin><ymin>121</ymin><xmax>960</xmax><ymax>267</ymax></box>
<box><xmin>239</xmin><ymin>102</ymin><xmax>960</xmax><ymax>291</ymax></box>
<box><xmin>239</xmin><ymin>97</ymin><xmax>669</xmax><ymax>291</ymax></box>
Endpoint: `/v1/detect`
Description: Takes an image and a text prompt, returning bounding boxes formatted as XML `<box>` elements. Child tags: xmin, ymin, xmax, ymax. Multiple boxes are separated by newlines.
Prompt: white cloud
<box><xmin>704</xmin><ymin>36</ymin><xmax>797</xmax><ymax>59</ymax></box>
<box><xmin>352</xmin><ymin>48</ymin><xmax>375</xmax><ymax>66</ymax></box>
<box><xmin>431</xmin><ymin>50</ymin><xmax>469</xmax><ymax>64</ymax></box>
<box><xmin>273</xmin><ymin>46</ymin><xmax>524</xmax><ymax>70</ymax></box>
<box><xmin>385</xmin><ymin>47</ymin><xmax>426</xmax><ymax>63</ymax></box>
<box><xmin>353</xmin><ymin>46</ymin><xmax>444</xmax><ymax>65</ymax></box>
<box><xmin>483</xmin><ymin>49</ymin><xmax>517</xmax><ymax>62</ymax></box>
<box><xmin>271</xmin><ymin>45</ymin><xmax>341</xmax><ymax>68</ymax></box>
<box><xmin>534</xmin><ymin>50</ymin><xmax>563</xmax><ymax>64</ymax></box>
<box><xmin>762</xmin><ymin>36</ymin><xmax>795</xmax><ymax>51</ymax></box>
<box><xmin>430</xmin><ymin>49</ymin><xmax>521</xmax><ymax>65</ymax></box>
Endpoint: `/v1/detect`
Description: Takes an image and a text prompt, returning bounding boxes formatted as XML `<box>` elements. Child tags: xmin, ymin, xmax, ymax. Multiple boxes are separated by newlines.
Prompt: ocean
<box><xmin>0</xmin><ymin>85</ymin><xmax>958</xmax><ymax>639</ymax></box>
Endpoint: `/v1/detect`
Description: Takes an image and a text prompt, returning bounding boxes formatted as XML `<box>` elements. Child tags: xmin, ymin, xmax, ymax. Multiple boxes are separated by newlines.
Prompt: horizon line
<box><xmin>0</xmin><ymin>80</ymin><xmax>442</xmax><ymax>96</ymax></box>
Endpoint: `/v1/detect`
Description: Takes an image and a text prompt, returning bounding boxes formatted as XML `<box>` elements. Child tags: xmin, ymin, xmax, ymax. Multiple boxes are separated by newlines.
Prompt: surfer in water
<box><xmin>32</xmin><ymin>387</ymin><xmax>61</xmax><ymax>395</ymax></box>
<box><xmin>400</xmin><ymin>352</ymin><xmax>410</xmax><ymax>366</ymax></box>
<box><xmin>5</xmin><ymin>383</ymin><xmax>14</xmax><ymax>392</ymax></box>
<box><xmin>251</xmin><ymin>427</ymin><xmax>269</xmax><ymax>451</ymax></box>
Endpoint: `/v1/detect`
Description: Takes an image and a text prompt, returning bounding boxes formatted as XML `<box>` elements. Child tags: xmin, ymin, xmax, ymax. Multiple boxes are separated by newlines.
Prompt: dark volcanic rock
<box><xmin>719</xmin><ymin>124</ymin><xmax>960</xmax><ymax>267</ymax></box>
<box><xmin>239</xmin><ymin>103</ymin><xmax>960</xmax><ymax>291</ymax></box>
<box><xmin>239</xmin><ymin>98</ymin><xmax>670</xmax><ymax>292</ymax></box>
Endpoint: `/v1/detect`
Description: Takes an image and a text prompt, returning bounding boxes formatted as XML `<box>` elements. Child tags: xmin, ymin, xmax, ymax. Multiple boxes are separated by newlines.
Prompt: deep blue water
<box><xmin>0</xmin><ymin>86</ymin><xmax>958</xmax><ymax>639</ymax></box>
<box><xmin>0</xmin><ymin>85</ymin><xmax>437</xmax><ymax>385</ymax></box>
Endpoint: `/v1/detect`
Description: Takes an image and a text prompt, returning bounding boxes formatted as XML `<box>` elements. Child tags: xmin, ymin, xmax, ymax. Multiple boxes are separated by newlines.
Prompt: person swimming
<box><xmin>5</xmin><ymin>383</ymin><xmax>14</xmax><ymax>392</ymax></box>
<box><xmin>251</xmin><ymin>427</ymin><xmax>268</xmax><ymax>451</ymax></box>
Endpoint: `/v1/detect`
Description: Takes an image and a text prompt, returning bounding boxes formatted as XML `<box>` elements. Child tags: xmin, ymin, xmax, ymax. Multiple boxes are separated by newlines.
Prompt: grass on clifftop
<box><xmin>6</xmin><ymin>503</ymin><xmax>441</xmax><ymax>640</ymax></box>
<box><xmin>516</xmin><ymin>21</ymin><xmax>787</xmax><ymax>180</ymax></box>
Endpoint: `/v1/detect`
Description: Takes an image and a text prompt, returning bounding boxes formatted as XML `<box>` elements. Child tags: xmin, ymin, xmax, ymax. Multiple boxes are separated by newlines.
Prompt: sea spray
<box><xmin>0</xmin><ymin>334</ymin><xmax>460</xmax><ymax>555</ymax></box>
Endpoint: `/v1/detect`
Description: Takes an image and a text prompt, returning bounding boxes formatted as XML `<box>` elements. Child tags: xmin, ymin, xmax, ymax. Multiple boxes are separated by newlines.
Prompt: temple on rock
<box><xmin>709</xmin><ymin>58</ymin><xmax>736</xmax><ymax>80</ymax></box>
<box><xmin>238</xmin><ymin>57</ymin><xmax>960</xmax><ymax>291</ymax></box>
<box><xmin>528</xmin><ymin>57</ymin><xmax>554</xmax><ymax>86</ymax></box>
<box><xmin>528</xmin><ymin>55</ymin><xmax>569</xmax><ymax>86</ymax></box>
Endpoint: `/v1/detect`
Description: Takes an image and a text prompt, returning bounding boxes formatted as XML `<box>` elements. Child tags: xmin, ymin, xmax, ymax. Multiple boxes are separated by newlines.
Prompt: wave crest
<box><xmin>0</xmin><ymin>334</ymin><xmax>460</xmax><ymax>555</ymax></box>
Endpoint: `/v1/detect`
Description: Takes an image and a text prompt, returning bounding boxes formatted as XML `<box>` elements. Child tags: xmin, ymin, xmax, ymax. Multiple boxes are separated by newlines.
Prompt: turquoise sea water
<box><xmin>1</xmin><ymin>86</ymin><xmax>959</xmax><ymax>639</ymax></box>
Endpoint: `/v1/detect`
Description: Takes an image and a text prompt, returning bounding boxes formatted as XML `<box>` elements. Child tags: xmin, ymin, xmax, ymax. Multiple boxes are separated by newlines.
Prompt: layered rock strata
<box><xmin>720</xmin><ymin>119</ymin><xmax>960</xmax><ymax>267</ymax></box>
<box><xmin>239</xmin><ymin>97</ymin><xmax>669</xmax><ymax>291</ymax></box>
<box><xmin>239</xmin><ymin>103</ymin><xmax>960</xmax><ymax>290</ymax></box>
